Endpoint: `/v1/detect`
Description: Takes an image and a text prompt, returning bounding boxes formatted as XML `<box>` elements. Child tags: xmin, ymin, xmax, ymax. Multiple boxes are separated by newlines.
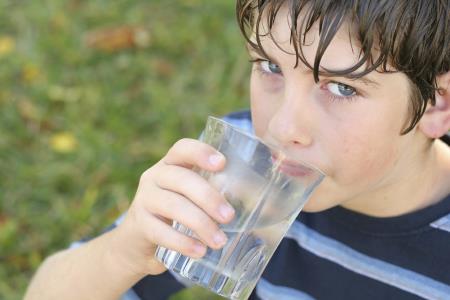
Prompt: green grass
<box><xmin>0</xmin><ymin>0</ymin><xmax>249</xmax><ymax>299</ymax></box>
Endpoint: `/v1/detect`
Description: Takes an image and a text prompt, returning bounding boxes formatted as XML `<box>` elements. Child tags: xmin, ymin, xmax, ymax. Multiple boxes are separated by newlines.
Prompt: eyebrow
<box><xmin>245</xmin><ymin>43</ymin><xmax>380</xmax><ymax>88</ymax></box>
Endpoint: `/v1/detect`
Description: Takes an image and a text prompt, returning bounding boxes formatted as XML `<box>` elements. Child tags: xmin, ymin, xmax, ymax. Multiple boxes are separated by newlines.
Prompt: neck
<box><xmin>341</xmin><ymin>138</ymin><xmax>450</xmax><ymax>218</ymax></box>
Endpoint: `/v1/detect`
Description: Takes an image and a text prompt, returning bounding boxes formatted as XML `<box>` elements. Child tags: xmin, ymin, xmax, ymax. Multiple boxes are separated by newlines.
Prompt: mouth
<box><xmin>271</xmin><ymin>154</ymin><xmax>315</xmax><ymax>177</ymax></box>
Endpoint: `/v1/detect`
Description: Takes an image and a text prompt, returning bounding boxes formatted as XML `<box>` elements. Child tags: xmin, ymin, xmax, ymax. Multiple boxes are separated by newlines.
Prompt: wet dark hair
<box><xmin>236</xmin><ymin>0</ymin><xmax>449</xmax><ymax>134</ymax></box>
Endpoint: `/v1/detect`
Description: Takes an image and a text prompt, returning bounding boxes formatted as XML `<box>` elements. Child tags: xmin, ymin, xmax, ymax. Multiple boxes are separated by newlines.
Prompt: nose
<box><xmin>267</xmin><ymin>82</ymin><xmax>314</xmax><ymax>148</ymax></box>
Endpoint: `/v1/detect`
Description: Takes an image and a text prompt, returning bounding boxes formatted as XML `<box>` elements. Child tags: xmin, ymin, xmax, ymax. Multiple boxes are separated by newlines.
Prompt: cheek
<box><xmin>329</xmin><ymin>127</ymin><xmax>400</xmax><ymax>186</ymax></box>
<box><xmin>250</xmin><ymin>74</ymin><xmax>281</xmax><ymax>137</ymax></box>
<box><xmin>303</xmin><ymin>130</ymin><xmax>401</xmax><ymax>212</ymax></box>
<box><xmin>321</xmin><ymin>93</ymin><xmax>407</xmax><ymax>186</ymax></box>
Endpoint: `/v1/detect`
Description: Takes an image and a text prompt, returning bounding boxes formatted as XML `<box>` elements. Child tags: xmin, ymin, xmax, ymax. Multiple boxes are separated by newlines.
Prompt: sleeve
<box><xmin>69</xmin><ymin>213</ymin><xmax>189</xmax><ymax>300</ymax></box>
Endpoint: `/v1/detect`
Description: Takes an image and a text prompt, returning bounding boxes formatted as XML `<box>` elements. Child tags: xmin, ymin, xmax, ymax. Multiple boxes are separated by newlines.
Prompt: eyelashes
<box><xmin>249</xmin><ymin>58</ymin><xmax>282</xmax><ymax>77</ymax></box>
<box><xmin>249</xmin><ymin>58</ymin><xmax>361</xmax><ymax>102</ymax></box>
<box><xmin>322</xmin><ymin>82</ymin><xmax>358</xmax><ymax>102</ymax></box>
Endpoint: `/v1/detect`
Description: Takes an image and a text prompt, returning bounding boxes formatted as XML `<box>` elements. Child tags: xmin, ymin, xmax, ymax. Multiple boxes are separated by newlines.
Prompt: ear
<box><xmin>418</xmin><ymin>71</ymin><xmax>450</xmax><ymax>139</ymax></box>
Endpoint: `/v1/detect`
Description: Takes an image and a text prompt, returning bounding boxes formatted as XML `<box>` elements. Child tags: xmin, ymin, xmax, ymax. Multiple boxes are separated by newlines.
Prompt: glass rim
<box><xmin>206</xmin><ymin>115</ymin><xmax>326</xmax><ymax>178</ymax></box>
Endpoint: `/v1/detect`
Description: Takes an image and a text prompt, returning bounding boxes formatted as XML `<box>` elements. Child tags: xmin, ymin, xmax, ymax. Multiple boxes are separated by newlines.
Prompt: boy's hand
<box><xmin>111</xmin><ymin>138</ymin><xmax>235</xmax><ymax>277</ymax></box>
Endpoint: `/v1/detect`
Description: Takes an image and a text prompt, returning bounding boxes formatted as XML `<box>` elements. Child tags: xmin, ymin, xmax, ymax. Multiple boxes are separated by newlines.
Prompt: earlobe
<box><xmin>418</xmin><ymin>72</ymin><xmax>450</xmax><ymax>139</ymax></box>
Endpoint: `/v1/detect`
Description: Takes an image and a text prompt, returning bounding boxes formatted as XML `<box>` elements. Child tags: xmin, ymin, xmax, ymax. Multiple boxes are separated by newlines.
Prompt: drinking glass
<box><xmin>155</xmin><ymin>116</ymin><xmax>324</xmax><ymax>300</ymax></box>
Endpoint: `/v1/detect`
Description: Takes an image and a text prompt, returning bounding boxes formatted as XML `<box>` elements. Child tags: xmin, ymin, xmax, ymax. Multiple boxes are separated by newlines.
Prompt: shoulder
<box><xmin>221</xmin><ymin>110</ymin><xmax>253</xmax><ymax>133</ymax></box>
<box><xmin>222</xmin><ymin>110</ymin><xmax>251</xmax><ymax>121</ymax></box>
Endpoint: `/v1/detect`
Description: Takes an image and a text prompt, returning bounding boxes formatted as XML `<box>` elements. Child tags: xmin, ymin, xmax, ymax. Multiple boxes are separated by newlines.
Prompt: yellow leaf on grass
<box><xmin>84</xmin><ymin>25</ymin><xmax>150</xmax><ymax>52</ymax></box>
<box><xmin>50</xmin><ymin>132</ymin><xmax>78</xmax><ymax>153</ymax></box>
<box><xmin>22</xmin><ymin>63</ymin><xmax>41</xmax><ymax>83</ymax></box>
<box><xmin>0</xmin><ymin>36</ymin><xmax>15</xmax><ymax>57</ymax></box>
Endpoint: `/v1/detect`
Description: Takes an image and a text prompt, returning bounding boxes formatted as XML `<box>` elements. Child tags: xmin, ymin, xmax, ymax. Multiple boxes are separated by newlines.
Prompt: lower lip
<box><xmin>278</xmin><ymin>162</ymin><xmax>313</xmax><ymax>177</ymax></box>
<box><xmin>271</xmin><ymin>155</ymin><xmax>313</xmax><ymax>177</ymax></box>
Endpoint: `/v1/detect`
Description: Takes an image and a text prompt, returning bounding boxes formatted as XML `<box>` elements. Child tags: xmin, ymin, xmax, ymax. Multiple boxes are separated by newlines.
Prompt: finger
<box><xmin>155</xmin><ymin>164</ymin><xmax>235</xmax><ymax>224</ymax></box>
<box><xmin>163</xmin><ymin>138</ymin><xmax>225</xmax><ymax>171</ymax></box>
<box><xmin>143</xmin><ymin>212</ymin><xmax>208</xmax><ymax>259</ymax></box>
<box><xmin>147</xmin><ymin>189</ymin><xmax>228</xmax><ymax>250</ymax></box>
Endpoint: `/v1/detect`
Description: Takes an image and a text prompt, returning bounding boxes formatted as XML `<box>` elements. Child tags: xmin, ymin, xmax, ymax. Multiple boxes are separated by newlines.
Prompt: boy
<box><xmin>25</xmin><ymin>0</ymin><xmax>450</xmax><ymax>299</ymax></box>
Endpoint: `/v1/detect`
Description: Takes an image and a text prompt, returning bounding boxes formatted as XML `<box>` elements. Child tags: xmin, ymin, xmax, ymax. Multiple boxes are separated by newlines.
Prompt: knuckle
<box><xmin>181</xmin><ymin>238</ymin><xmax>196</xmax><ymax>250</ymax></box>
<box><xmin>185</xmin><ymin>239</ymin><xmax>205</xmax><ymax>256</ymax></box>
<box><xmin>173</xmin><ymin>138</ymin><xmax>193</xmax><ymax>150</ymax></box>
<box><xmin>187</xmin><ymin>213</ymin><xmax>208</xmax><ymax>233</ymax></box>
<box><xmin>139</xmin><ymin>168</ymin><xmax>153</xmax><ymax>183</ymax></box>
<box><xmin>190</xmin><ymin>213</ymin><xmax>215</xmax><ymax>232</ymax></box>
<box><xmin>174</xmin><ymin>138</ymin><xmax>212</xmax><ymax>156</ymax></box>
<box><xmin>166</xmin><ymin>193</ymin><xmax>184</xmax><ymax>213</ymax></box>
<box><xmin>166</xmin><ymin>138</ymin><xmax>200</xmax><ymax>164</ymax></box>
<box><xmin>155</xmin><ymin>164</ymin><xmax>170</xmax><ymax>182</ymax></box>
<box><xmin>167</xmin><ymin>166</ymin><xmax>187</xmax><ymax>183</ymax></box>
<box><xmin>203</xmin><ymin>185</ymin><xmax>222</xmax><ymax>204</ymax></box>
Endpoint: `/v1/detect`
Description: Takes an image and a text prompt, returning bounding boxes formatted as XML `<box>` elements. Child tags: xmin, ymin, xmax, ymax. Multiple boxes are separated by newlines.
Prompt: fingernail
<box><xmin>219</xmin><ymin>204</ymin><xmax>235</xmax><ymax>221</ymax></box>
<box><xmin>213</xmin><ymin>231</ymin><xmax>227</xmax><ymax>246</ymax></box>
<box><xmin>209</xmin><ymin>153</ymin><xmax>223</xmax><ymax>166</ymax></box>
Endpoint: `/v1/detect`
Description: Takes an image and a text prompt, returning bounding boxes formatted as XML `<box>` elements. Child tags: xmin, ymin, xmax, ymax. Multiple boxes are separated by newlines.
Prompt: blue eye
<box><xmin>327</xmin><ymin>82</ymin><xmax>356</xmax><ymax>97</ymax></box>
<box><xmin>260</xmin><ymin>61</ymin><xmax>282</xmax><ymax>74</ymax></box>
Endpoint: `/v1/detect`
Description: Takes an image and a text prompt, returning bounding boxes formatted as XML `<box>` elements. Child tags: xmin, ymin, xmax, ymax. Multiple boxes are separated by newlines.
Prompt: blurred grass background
<box><xmin>0</xmin><ymin>0</ymin><xmax>249</xmax><ymax>299</ymax></box>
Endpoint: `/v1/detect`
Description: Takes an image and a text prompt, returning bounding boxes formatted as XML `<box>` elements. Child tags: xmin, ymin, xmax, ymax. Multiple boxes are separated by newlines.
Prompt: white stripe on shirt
<box><xmin>256</xmin><ymin>278</ymin><xmax>316</xmax><ymax>300</ymax></box>
<box><xmin>430</xmin><ymin>213</ymin><xmax>450</xmax><ymax>234</ymax></box>
<box><xmin>285</xmin><ymin>221</ymin><xmax>450</xmax><ymax>300</ymax></box>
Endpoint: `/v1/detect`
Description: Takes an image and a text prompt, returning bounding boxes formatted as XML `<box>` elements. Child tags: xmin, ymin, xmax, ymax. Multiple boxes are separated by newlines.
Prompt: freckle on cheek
<box><xmin>344</xmin><ymin>143</ymin><xmax>380</xmax><ymax>181</ymax></box>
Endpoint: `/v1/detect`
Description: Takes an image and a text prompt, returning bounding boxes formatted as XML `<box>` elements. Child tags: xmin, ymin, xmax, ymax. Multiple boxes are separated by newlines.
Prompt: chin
<box><xmin>301</xmin><ymin>193</ymin><xmax>338</xmax><ymax>213</ymax></box>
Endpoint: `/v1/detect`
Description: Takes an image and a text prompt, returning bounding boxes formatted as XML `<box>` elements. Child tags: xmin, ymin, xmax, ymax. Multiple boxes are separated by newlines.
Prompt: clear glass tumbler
<box><xmin>155</xmin><ymin>116</ymin><xmax>324</xmax><ymax>300</ymax></box>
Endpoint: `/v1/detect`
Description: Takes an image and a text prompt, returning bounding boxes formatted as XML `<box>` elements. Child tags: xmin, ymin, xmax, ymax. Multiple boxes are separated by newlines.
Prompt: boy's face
<box><xmin>248</xmin><ymin>7</ymin><xmax>426</xmax><ymax>212</ymax></box>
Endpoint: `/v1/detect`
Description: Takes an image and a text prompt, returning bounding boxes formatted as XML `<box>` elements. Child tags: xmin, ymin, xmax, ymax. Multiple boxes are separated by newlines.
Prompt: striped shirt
<box><xmin>74</xmin><ymin>110</ymin><xmax>450</xmax><ymax>300</ymax></box>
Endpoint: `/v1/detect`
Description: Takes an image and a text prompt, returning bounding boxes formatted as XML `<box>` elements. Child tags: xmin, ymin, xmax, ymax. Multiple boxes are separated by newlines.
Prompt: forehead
<box><xmin>251</xmin><ymin>4</ymin><xmax>382</xmax><ymax>75</ymax></box>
